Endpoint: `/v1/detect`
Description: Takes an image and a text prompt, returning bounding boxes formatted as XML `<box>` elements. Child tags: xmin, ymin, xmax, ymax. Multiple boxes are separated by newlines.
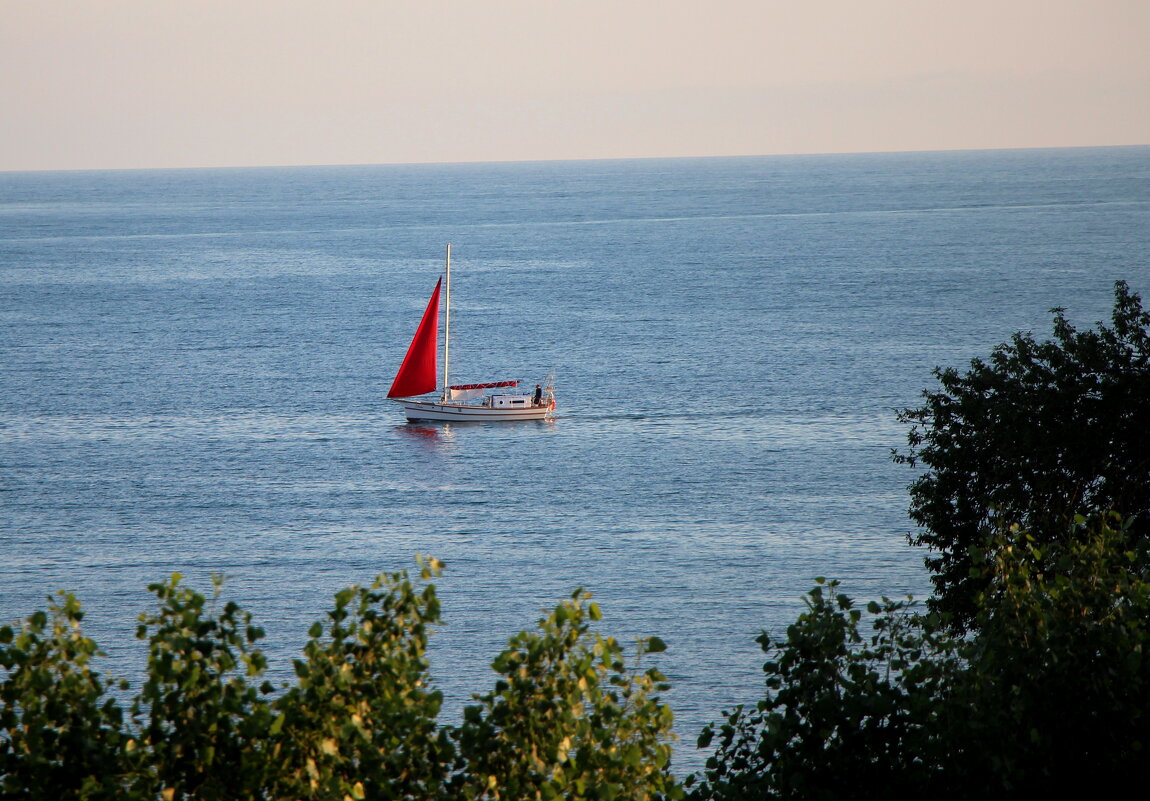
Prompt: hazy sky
<box><xmin>2</xmin><ymin>0</ymin><xmax>1148</xmax><ymax>171</ymax></box>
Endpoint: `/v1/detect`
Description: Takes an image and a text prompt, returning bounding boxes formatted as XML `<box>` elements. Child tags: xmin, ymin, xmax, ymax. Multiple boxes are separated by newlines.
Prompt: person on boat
<box><xmin>533</xmin><ymin>384</ymin><xmax>542</xmax><ymax>406</ymax></box>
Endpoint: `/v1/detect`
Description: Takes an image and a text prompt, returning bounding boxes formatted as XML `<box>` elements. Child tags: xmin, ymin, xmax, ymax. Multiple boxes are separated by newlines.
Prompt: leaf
<box><xmin>643</xmin><ymin>636</ymin><xmax>667</xmax><ymax>654</ymax></box>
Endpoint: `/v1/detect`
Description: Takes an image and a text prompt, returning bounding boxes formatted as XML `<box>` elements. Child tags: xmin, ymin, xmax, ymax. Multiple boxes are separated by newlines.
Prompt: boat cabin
<box><xmin>490</xmin><ymin>394</ymin><xmax>534</xmax><ymax>408</ymax></box>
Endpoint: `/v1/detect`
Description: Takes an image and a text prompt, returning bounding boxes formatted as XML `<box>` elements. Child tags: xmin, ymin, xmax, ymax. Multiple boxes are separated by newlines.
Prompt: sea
<box><xmin>3</xmin><ymin>146</ymin><xmax>1149</xmax><ymax>774</ymax></box>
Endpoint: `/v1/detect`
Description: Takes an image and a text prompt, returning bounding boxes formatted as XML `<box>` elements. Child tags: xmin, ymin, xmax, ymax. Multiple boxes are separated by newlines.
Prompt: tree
<box><xmin>132</xmin><ymin>573</ymin><xmax>275</xmax><ymax>800</ymax></box>
<box><xmin>1</xmin><ymin>560</ymin><xmax>680</xmax><ymax>800</ymax></box>
<box><xmin>268</xmin><ymin>557</ymin><xmax>455</xmax><ymax>801</ymax></box>
<box><xmin>948</xmin><ymin>512</ymin><xmax>1150</xmax><ymax>791</ymax></box>
<box><xmin>0</xmin><ymin>593</ymin><xmax>135</xmax><ymax>800</ymax></box>
<box><xmin>455</xmin><ymin>590</ymin><xmax>680</xmax><ymax>801</ymax></box>
<box><xmin>687</xmin><ymin>580</ymin><xmax>960</xmax><ymax>800</ymax></box>
<box><xmin>894</xmin><ymin>280</ymin><xmax>1150</xmax><ymax>627</ymax></box>
<box><xmin>688</xmin><ymin>512</ymin><xmax>1150</xmax><ymax>798</ymax></box>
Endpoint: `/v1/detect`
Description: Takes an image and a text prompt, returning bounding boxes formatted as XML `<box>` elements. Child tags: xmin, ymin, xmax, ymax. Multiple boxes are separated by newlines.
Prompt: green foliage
<box><xmin>894</xmin><ymin>280</ymin><xmax>1150</xmax><ymax>627</ymax></box>
<box><xmin>456</xmin><ymin>590</ymin><xmax>680</xmax><ymax>801</ymax></box>
<box><xmin>270</xmin><ymin>556</ymin><xmax>454</xmax><ymax>801</ymax></box>
<box><xmin>688</xmin><ymin>581</ymin><xmax>960</xmax><ymax>800</ymax></box>
<box><xmin>952</xmin><ymin>512</ymin><xmax>1150</xmax><ymax>788</ymax></box>
<box><xmin>1</xmin><ymin>558</ymin><xmax>679</xmax><ymax>801</ymax></box>
<box><xmin>688</xmin><ymin>513</ymin><xmax>1150</xmax><ymax>798</ymax></box>
<box><xmin>132</xmin><ymin>573</ymin><xmax>275</xmax><ymax>800</ymax></box>
<box><xmin>0</xmin><ymin>593</ymin><xmax>133</xmax><ymax>800</ymax></box>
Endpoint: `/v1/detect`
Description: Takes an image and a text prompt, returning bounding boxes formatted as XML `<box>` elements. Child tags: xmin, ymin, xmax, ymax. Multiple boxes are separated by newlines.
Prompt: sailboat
<box><xmin>387</xmin><ymin>245</ymin><xmax>556</xmax><ymax>422</ymax></box>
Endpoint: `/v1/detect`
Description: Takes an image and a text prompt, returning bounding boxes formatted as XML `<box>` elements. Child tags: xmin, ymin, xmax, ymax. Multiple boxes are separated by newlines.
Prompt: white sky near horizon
<box><xmin>1</xmin><ymin>0</ymin><xmax>1148</xmax><ymax>172</ymax></box>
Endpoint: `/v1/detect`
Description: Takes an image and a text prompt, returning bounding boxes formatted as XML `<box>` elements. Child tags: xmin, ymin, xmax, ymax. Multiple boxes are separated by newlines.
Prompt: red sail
<box><xmin>387</xmin><ymin>278</ymin><xmax>441</xmax><ymax>398</ymax></box>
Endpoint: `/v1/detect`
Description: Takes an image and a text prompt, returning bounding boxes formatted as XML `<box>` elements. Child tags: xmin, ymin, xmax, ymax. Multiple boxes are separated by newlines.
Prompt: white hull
<box><xmin>395</xmin><ymin>398</ymin><xmax>553</xmax><ymax>422</ymax></box>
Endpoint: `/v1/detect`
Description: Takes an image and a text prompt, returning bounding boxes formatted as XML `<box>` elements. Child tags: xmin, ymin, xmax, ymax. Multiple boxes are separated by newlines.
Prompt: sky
<box><xmin>2</xmin><ymin>0</ymin><xmax>1148</xmax><ymax>171</ymax></box>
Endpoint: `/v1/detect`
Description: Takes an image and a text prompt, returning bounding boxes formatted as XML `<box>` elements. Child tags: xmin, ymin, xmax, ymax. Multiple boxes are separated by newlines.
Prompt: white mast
<box><xmin>442</xmin><ymin>243</ymin><xmax>451</xmax><ymax>403</ymax></box>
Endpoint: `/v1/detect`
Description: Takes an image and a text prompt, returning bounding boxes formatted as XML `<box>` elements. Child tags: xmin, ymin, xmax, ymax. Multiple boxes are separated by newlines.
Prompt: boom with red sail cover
<box><xmin>448</xmin><ymin>381</ymin><xmax>518</xmax><ymax>390</ymax></box>
<box><xmin>387</xmin><ymin>277</ymin><xmax>441</xmax><ymax>398</ymax></box>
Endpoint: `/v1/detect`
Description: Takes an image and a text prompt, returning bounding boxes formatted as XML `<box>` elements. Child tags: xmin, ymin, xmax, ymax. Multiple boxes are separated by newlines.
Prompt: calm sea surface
<box><xmin>3</xmin><ymin>147</ymin><xmax>1149</xmax><ymax>772</ymax></box>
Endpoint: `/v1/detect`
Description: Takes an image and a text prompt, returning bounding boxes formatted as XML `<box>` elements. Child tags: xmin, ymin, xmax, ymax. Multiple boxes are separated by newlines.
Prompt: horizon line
<box><xmin>4</xmin><ymin>143</ymin><xmax>1148</xmax><ymax>177</ymax></box>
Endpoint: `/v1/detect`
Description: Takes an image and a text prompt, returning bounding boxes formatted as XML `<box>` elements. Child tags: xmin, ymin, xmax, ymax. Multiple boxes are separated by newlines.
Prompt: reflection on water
<box><xmin>397</xmin><ymin>423</ymin><xmax>447</xmax><ymax>441</ymax></box>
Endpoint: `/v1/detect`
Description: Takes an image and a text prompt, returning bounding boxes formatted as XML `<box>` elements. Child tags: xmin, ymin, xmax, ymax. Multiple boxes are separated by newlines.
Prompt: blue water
<box><xmin>3</xmin><ymin>147</ymin><xmax>1149</xmax><ymax>773</ymax></box>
